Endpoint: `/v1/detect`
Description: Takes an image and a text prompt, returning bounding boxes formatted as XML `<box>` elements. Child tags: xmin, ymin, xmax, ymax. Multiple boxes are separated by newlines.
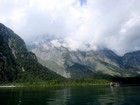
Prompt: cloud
<box><xmin>0</xmin><ymin>0</ymin><xmax>140</xmax><ymax>55</ymax></box>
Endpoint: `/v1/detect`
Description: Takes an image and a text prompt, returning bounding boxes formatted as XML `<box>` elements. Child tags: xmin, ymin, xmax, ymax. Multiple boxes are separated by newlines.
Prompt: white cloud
<box><xmin>0</xmin><ymin>0</ymin><xmax>140</xmax><ymax>55</ymax></box>
<box><xmin>51</xmin><ymin>39</ymin><xmax>62</xmax><ymax>48</ymax></box>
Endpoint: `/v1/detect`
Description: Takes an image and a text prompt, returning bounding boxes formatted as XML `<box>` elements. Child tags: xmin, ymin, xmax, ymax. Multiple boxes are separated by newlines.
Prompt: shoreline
<box><xmin>0</xmin><ymin>79</ymin><xmax>111</xmax><ymax>87</ymax></box>
<box><xmin>0</xmin><ymin>83</ymin><xmax>110</xmax><ymax>88</ymax></box>
<box><xmin>0</xmin><ymin>85</ymin><xmax>16</xmax><ymax>88</ymax></box>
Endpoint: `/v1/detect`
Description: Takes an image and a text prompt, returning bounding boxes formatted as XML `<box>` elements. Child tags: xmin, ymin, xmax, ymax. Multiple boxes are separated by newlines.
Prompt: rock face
<box><xmin>0</xmin><ymin>23</ymin><xmax>63</xmax><ymax>82</ymax></box>
<box><xmin>30</xmin><ymin>39</ymin><xmax>140</xmax><ymax>78</ymax></box>
<box><xmin>1</xmin><ymin>23</ymin><xmax>139</xmax><ymax>80</ymax></box>
<box><xmin>122</xmin><ymin>51</ymin><xmax>140</xmax><ymax>70</ymax></box>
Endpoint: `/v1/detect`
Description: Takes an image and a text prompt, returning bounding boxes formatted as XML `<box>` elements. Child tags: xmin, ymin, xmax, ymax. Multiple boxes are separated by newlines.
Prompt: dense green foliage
<box><xmin>0</xmin><ymin>24</ymin><xmax>20</xmax><ymax>82</ymax></box>
<box><xmin>0</xmin><ymin>23</ymin><xmax>64</xmax><ymax>83</ymax></box>
<box><xmin>13</xmin><ymin>78</ymin><xmax>111</xmax><ymax>87</ymax></box>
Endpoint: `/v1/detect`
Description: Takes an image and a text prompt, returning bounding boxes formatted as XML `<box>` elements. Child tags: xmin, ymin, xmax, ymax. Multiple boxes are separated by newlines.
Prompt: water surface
<box><xmin>0</xmin><ymin>86</ymin><xmax>140</xmax><ymax>105</ymax></box>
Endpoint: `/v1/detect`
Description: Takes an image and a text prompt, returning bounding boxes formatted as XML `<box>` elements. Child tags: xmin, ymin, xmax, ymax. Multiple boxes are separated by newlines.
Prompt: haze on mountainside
<box><xmin>0</xmin><ymin>0</ymin><xmax>140</xmax><ymax>55</ymax></box>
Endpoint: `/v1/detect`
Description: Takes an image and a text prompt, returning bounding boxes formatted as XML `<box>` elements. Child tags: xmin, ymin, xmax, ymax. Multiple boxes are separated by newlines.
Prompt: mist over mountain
<box><xmin>0</xmin><ymin>23</ymin><xmax>140</xmax><ymax>80</ymax></box>
<box><xmin>29</xmin><ymin>38</ymin><xmax>140</xmax><ymax>78</ymax></box>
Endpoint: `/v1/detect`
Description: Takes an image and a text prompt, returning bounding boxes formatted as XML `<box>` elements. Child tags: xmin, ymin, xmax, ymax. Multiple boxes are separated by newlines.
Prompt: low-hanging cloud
<box><xmin>0</xmin><ymin>0</ymin><xmax>140</xmax><ymax>55</ymax></box>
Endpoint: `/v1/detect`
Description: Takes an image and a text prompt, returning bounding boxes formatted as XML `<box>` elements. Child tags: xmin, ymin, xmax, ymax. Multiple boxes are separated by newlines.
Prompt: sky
<box><xmin>0</xmin><ymin>0</ymin><xmax>140</xmax><ymax>55</ymax></box>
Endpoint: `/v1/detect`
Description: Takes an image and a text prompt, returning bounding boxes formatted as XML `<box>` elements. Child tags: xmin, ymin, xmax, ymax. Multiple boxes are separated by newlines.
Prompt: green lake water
<box><xmin>0</xmin><ymin>86</ymin><xmax>140</xmax><ymax>105</ymax></box>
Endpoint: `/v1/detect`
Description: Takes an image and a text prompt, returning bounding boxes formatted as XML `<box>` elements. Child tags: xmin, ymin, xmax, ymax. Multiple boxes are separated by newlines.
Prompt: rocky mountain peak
<box><xmin>30</xmin><ymin>39</ymin><xmax>140</xmax><ymax>78</ymax></box>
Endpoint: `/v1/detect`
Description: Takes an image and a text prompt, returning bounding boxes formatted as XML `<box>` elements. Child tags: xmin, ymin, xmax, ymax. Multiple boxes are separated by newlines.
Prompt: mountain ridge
<box><xmin>0</xmin><ymin>23</ymin><xmax>140</xmax><ymax>81</ymax></box>
<box><xmin>0</xmin><ymin>23</ymin><xmax>64</xmax><ymax>82</ymax></box>
<box><xmin>30</xmin><ymin>39</ymin><xmax>140</xmax><ymax>78</ymax></box>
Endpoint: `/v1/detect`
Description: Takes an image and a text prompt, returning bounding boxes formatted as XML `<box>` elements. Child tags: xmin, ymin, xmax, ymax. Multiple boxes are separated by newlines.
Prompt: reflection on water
<box><xmin>0</xmin><ymin>86</ymin><xmax>140</xmax><ymax>105</ymax></box>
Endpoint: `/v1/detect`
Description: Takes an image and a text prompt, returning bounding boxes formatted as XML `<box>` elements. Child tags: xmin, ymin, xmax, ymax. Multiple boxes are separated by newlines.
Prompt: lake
<box><xmin>0</xmin><ymin>86</ymin><xmax>140</xmax><ymax>105</ymax></box>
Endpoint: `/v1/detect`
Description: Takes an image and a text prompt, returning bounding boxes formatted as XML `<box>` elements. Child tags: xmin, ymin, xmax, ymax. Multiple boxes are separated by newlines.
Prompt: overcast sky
<box><xmin>0</xmin><ymin>0</ymin><xmax>140</xmax><ymax>55</ymax></box>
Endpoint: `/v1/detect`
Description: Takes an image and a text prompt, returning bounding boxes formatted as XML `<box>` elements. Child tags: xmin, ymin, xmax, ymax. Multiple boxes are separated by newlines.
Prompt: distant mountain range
<box><xmin>0</xmin><ymin>23</ymin><xmax>140</xmax><ymax>82</ymax></box>
<box><xmin>0</xmin><ymin>23</ymin><xmax>63</xmax><ymax>82</ymax></box>
<box><xmin>29</xmin><ymin>39</ymin><xmax>140</xmax><ymax>78</ymax></box>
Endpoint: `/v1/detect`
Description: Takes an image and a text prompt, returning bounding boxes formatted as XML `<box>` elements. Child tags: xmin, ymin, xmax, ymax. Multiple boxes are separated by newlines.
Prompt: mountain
<box><xmin>30</xmin><ymin>39</ymin><xmax>140</xmax><ymax>78</ymax></box>
<box><xmin>0</xmin><ymin>23</ymin><xmax>64</xmax><ymax>83</ymax></box>
<box><xmin>1</xmin><ymin>23</ymin><xmax>139</xmax><ymax>81</ymax></box>
<box><xmin>122</xmin><ymin>51</ymin><xmax>140</xmax><ymax>71</ymax></box>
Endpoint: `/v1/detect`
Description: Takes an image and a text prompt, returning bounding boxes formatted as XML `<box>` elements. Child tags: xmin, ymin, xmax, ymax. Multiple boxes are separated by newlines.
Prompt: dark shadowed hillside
<box><xmin>0</xmin><ymin>23</ymin><xmax>64</xmax><ymax>83</ymax></box>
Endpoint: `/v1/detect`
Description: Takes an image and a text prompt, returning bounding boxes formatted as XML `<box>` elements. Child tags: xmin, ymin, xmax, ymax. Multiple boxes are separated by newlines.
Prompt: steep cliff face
<box><xmin>0</xmin><ymin>23</ymin><xmax>64</xmax><ymax>82</ymax></box>
<box><xmin>122</xmin><ymin>51</ymin><xmax>140</xmax><ymax>70</ymax></box>
<box><xmin>30</xmin><ymin>39</ymin><xmax>140</xmax><ymax>78</ymax></box>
